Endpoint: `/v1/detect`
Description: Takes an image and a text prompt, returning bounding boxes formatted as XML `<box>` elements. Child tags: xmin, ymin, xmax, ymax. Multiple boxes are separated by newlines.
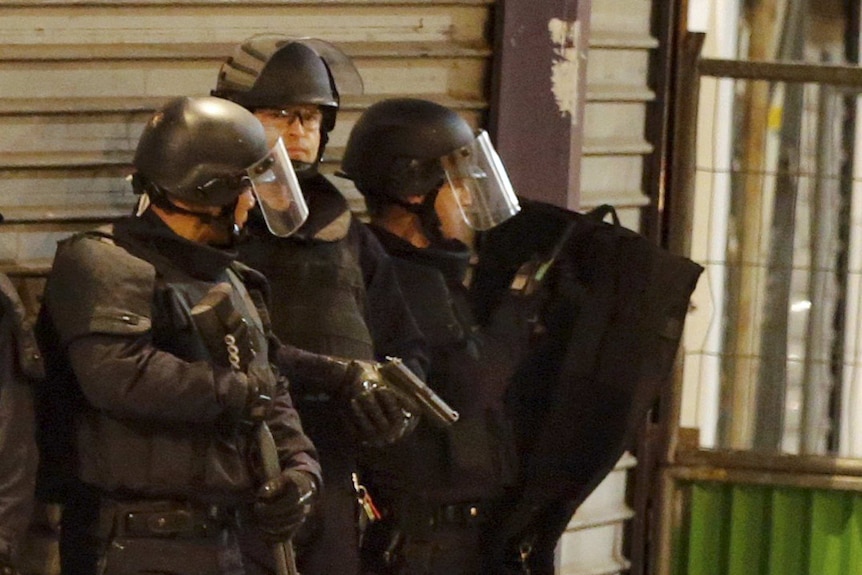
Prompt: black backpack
<box><xmin>472</xmin><ymin>200</ymin><xmax>704</xmax><ymax>560</ymax></box>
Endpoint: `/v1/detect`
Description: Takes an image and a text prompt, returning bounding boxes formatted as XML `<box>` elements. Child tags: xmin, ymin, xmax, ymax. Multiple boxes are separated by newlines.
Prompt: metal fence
<box><xmin>655</xmin><ymin>46</ymin><xmax>862</xmax><ymax>575</ymax></box>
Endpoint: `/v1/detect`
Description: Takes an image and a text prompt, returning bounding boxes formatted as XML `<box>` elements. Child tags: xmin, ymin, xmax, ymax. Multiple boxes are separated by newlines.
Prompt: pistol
<box><xmin>378</xmin><ymin>357</ymin><xmax>459</xmax><ymax>427</ymax></box>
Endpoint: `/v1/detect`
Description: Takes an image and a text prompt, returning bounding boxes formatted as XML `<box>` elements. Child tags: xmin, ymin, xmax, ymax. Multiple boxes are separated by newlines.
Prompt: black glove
<box><xmin>340</xmin><ymin>360</ymin><xmax>418</xmax><ymax>447</ymax></box>
<box><xmin>253</xmin><ymin>469</ymin><xmax>317</xmax><ymax>543</ymax></box>
<box><xmin>241</xmin><ymin>363</ymin><xmax>278</xmax><ymax>423</ymax></box>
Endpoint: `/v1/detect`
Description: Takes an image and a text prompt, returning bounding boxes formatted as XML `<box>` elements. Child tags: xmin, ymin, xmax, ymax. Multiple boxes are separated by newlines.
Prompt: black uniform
<box><xmin>359</xmin><ymin>228</ymin><xmax>524</xmax><ymax>575</ymax></box>
<box><xmin>0</xmin><ymin>273</ymin><xmax>43</xmax><ymax>572</ymax></box>
<box><xmin>36</xmin><ymin>212</ymin><xmax>322</xmax><ymax>575</ymax></box>
<box><xmin>237</xmin><ymin>174</ymin><xmax>427</xmax><ymax>575</ymax></box>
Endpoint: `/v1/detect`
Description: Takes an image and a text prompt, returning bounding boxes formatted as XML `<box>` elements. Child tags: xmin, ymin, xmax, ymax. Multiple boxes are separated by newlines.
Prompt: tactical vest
<box><xmin>238</xmin><ymin>232</ymin><xmax>374</xmax><ymax>361</ymax></box>
<box><xmin>37</xmin><ymin>224</ymin><xmax>270</xmax><ymax>500</ymax></box>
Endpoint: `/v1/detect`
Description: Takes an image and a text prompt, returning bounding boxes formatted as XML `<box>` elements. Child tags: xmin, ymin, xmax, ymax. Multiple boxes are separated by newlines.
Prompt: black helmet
<box><xmin>342</xmin><ymin>98</ymin><xmax>521</xmax><ymax>231</ymax></box>
<box><xmin>133</xmin><ymin>96</ymin><xmax>270</xmax><ymax>207</ymax></box>
<box><xmin>212</xmin><ymin>35</ymin><xmax>362</xmax><ymax>134</ymax></box>
<box><xmin>340</xmin><ymin>98</ymin><xmax>475</xmax><ymax>201</ymax></box>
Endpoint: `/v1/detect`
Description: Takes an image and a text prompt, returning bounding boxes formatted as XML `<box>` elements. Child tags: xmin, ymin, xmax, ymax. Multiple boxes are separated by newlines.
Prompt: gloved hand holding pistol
<box><xmin>336</xmin><ymin>359</ymin><xmax>419</xmax><ymax>447</ymax></box>
<box><xmin>254</xmin><ymin>469</ymin><xmax>318</xmax><ymax>544</ymax></box>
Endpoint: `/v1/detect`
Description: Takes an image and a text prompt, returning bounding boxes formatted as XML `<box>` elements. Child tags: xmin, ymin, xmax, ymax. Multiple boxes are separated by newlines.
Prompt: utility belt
<box><xmin>363</xmin><ymin>499</ymin><xmax>488</xmax><ymax>570</ymax></box>
<box><xmin>298</xmin><ymin>392</ymin><xmax>332</xmax><ymax>403</ymax></box>
<box><xmin>431</xmin><ymin>501</ymin><xmax>484</xmax><ymax>527</ymax></box>
<box><xmin>98</xmin><ymin>498</ymin><xmax>238</xmax><ymax>539</ymax></box>
<box><xmin>400</xmin><ymin>500</ymin><xmax>486</xmax><ymax>533</ymax></box>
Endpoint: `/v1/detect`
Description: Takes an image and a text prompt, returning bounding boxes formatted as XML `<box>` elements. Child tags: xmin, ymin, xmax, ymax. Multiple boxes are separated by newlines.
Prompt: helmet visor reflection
<box><xmin>248</xmin><ymin>137</ymin><xmax>309</xmax><ymax>237</ymax></box>
<box><xmin>440</xmin><ymin>130</ymin><xmax>520</xmax><ymax>230</ymax></box>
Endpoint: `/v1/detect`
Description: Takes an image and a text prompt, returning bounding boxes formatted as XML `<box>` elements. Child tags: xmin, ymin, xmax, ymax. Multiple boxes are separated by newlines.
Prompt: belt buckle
<box><xmin>121</xmin><ymin>507</ymin><xmax>202</xmax><ymax>537</ymax></box>
<box><xmin>147</xmin><ymin>509</ymin><xmax>194</xmax><ymax>535</ymax></box>
<box><xmin>123</xmin><ymin>507</ymin><xmax>195</xmax><ymax>537</ymax></box>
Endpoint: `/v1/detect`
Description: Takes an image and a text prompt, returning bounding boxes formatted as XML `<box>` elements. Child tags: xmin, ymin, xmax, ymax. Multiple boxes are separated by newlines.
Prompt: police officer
<box><xmin>212</xmin><ymin>37</ymin><xmax>427</xmax><ymax>575</ymax></box>
<box><xmin>343</xmin><ymin>98</ymin><xmax>690</xmax><ymax>575</ymax></box>
<box><xmin>35</xmin><ymin>96</ymin><xmax>409</xmax><ymax>575</ymax></box>
<box><xmin>0</xmin><ymin>273</ymin><xmax>43</xmax><ymax>575</ymax></box>
<box><xmin>340</xmin><ymin>98</ymin><xmax>527</xmax><ymax>574</ymax></box>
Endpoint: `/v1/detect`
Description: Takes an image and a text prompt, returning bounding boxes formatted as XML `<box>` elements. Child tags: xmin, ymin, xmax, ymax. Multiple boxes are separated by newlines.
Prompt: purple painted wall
<box><xmin>489</xmin><ymin>0</ymin><xmax>591</xmax><ymax>210</ymax></box>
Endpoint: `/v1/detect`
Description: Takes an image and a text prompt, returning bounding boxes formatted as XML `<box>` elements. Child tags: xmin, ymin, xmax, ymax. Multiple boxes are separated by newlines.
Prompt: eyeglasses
<box><xmin>256</xmin><ymin>107</ymin><xmax>323</xmax><ymax>130</ymax></box>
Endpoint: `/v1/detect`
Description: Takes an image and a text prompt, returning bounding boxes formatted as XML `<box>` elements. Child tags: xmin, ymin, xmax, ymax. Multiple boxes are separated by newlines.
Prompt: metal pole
<box><xmin>801</xmin><ymin>83</ymin><xmax>839</xmax><ymax>455</ymax></box>
<box><xmin>726</xmin><ymin>0</ymin><xmax>779</xmax><ymax>450</ymax></box>
<box><xmin>256</xmin><ymin>423</ymin><xmax>300</xmax><ymax>575</ymax></box>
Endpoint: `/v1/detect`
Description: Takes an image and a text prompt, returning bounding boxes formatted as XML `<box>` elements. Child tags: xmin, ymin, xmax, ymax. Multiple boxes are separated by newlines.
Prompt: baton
<box><xmin>256</xmin><ymin>421</ymin><xmax>301</xmax><ymax>575</ymax></box>
<box><xmin>191</xmin><ymin>284</ymin><xmax>301</xmax><ymax>575</ymax></box>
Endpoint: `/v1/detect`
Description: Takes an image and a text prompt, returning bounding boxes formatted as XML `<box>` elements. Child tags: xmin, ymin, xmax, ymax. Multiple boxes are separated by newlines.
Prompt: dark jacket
<box><xmin>0</xmin><ymin>273</ymin><xmax>42</xmax><ymax>559</ymax></box>
<box><xmin>362</xmin><ymin>228</ymin><xmax>521</xmax><ymax>504</ymax></box>
<box><xmin>36</xmin><ymin>211</ymin><xmax>320</xmax><ymax>503</ymax></box>
<box><xmin>236</xmin><ymin>174</ymin><xmax>427</xmax><ymax>575</ymax></box>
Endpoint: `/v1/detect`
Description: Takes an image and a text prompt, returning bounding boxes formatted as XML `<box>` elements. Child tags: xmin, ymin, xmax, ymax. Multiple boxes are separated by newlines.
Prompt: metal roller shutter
<box><xmin>0</xmin><ymin>0</ymin><xmax>494</xmax><ymax>272</ymax></box>
<box><xmin>581</xmin><ymin>0</ymin><xmax>657</xmax><ymax>230</ymax></box>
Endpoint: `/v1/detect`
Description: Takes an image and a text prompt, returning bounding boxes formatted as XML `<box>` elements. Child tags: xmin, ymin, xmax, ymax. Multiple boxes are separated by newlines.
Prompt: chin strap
<box><xmin>391</xmin><ymin>189</ymin><xmax>445</xmax><ymax>244</ymax></box>
<box><xmin>135</xmin><ymin>187</ymin><xmax>242</xmax><ymax>246</ymax></box>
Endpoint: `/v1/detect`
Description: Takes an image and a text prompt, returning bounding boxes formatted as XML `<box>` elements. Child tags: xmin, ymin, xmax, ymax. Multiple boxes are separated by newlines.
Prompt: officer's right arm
<box><xmin>272</xmin><ymin>343</ymin><xmax>417</xmax><ymax>446</ymax></box>
<box><xmin>44</xmin><ymin>235</ymin><xmax>250</xmax><ymax>423</ymax></box>
<box><xmin>66</xmin><ymin>335</ymin><xmax>249</xmax><ymax>423</ymax></box>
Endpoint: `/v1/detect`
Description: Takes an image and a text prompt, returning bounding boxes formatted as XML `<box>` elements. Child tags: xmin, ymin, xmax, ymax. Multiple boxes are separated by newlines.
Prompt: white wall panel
<box><xmin>557</xmin><ymin>454</ymin><xmax>637</xmax><ymax>575</ymax></box>
<box><xmin>580</xmin><ymin>155</ymin><xmax>648</xmax><ymax>208</ymax></box>
<box><xmin>580</xmin><ymin>0</ymin><xmax>657</xmax><ymax>213</ymax></box>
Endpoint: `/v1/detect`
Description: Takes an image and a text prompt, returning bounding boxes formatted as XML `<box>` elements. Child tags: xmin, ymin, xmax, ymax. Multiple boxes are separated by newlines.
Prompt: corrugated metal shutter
<box><xmin>2</xmin><ymin>3</ymin><xmax>644</xmax><ymax>574</ymax></box>
<box><xmin>558</xmin><ymin>454</ymin><xmax>636</xmax><ymax>575</ymax></box>
<box><xmin>0</xmin><ymin>0</ymin><xmax>494</xmax><ymax>273</ymax></box>
<box><xmin>556</xmin><ymin>0</ymin><xmax>660</xmax><ymax>572</ymax></box>
<box><xmin>580</xmin><ymin>0</ymin><xmax>657</xmax><ymax>230</ymax></box>
<box><xmin>3</xmin><ymin>3</ymin><xmax>496</xmax><ymax>573</ymax></box>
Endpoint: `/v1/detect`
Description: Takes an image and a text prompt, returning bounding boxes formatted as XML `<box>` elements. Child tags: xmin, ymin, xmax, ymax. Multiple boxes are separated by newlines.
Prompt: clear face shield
<box><xmin>440</xmin><ymin>130</ymin><xmax>520</xmax><ymax>231</ymax></box>
<box><xmin>246</xmin><ymin>136</ymin><xmax>309</xmax><ymax>237</ymax></box>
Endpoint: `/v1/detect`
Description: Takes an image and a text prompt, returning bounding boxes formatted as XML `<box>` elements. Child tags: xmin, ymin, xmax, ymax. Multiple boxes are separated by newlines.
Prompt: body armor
<box><xmin>38</xmin><ymin>218</ymin><xmax>278</xmax><ymax>500</ymax></box>
<box><xmin>237</xmin><ymin>175</ymin><xmax>374</xmax><ymax>575</ymax></box>
<box><xmin>238</xmin><ymin>174</ymin><xmax>374</xmax><ymax>363</ymax></box>
<box><xmin>359</xmin><ymin>228</ymin><xmax>523</xmax><ymax>574</ymax></box>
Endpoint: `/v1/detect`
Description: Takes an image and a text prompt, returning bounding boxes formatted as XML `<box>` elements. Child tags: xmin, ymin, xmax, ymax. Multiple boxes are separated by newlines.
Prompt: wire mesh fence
<box><xmin>683</xmin><ymin>59</ymin><xmax>862</xmax><ymax>458</ymax></box>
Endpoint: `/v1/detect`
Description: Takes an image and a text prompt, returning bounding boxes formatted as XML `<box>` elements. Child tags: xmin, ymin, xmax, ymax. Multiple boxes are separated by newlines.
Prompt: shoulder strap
<box><xmin>229</xmin><ymin>261</ymin><xmax>274</xmax><ymax>334</ymax></box>
<box><xmin>586</xmin><ymin>204</ymin><xmax>621</xmax><ymax>226</ymax></box>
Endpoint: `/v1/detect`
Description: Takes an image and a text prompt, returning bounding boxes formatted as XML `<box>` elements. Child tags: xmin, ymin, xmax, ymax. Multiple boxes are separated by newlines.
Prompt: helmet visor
<box><xmin>440</xmin><ymin>130</ymin><xmax>520</xmax><ymax>230</ymax></box>
<box><xmin>247</xmin><ymin>137</ymin><xmax>309</xmax><ymax>237</ymax></box>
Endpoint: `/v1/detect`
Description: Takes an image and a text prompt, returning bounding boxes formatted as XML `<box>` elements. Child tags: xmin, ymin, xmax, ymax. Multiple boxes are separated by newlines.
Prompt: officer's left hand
<box><xmin>253</xmin><ymin>469</ymin><xmax>317</xmax><ymax>543</ymax></box>
<box><xmin>342</xmin><ymin>360</ymin><xmax>419</xmax><ymax>447</ymax></box>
